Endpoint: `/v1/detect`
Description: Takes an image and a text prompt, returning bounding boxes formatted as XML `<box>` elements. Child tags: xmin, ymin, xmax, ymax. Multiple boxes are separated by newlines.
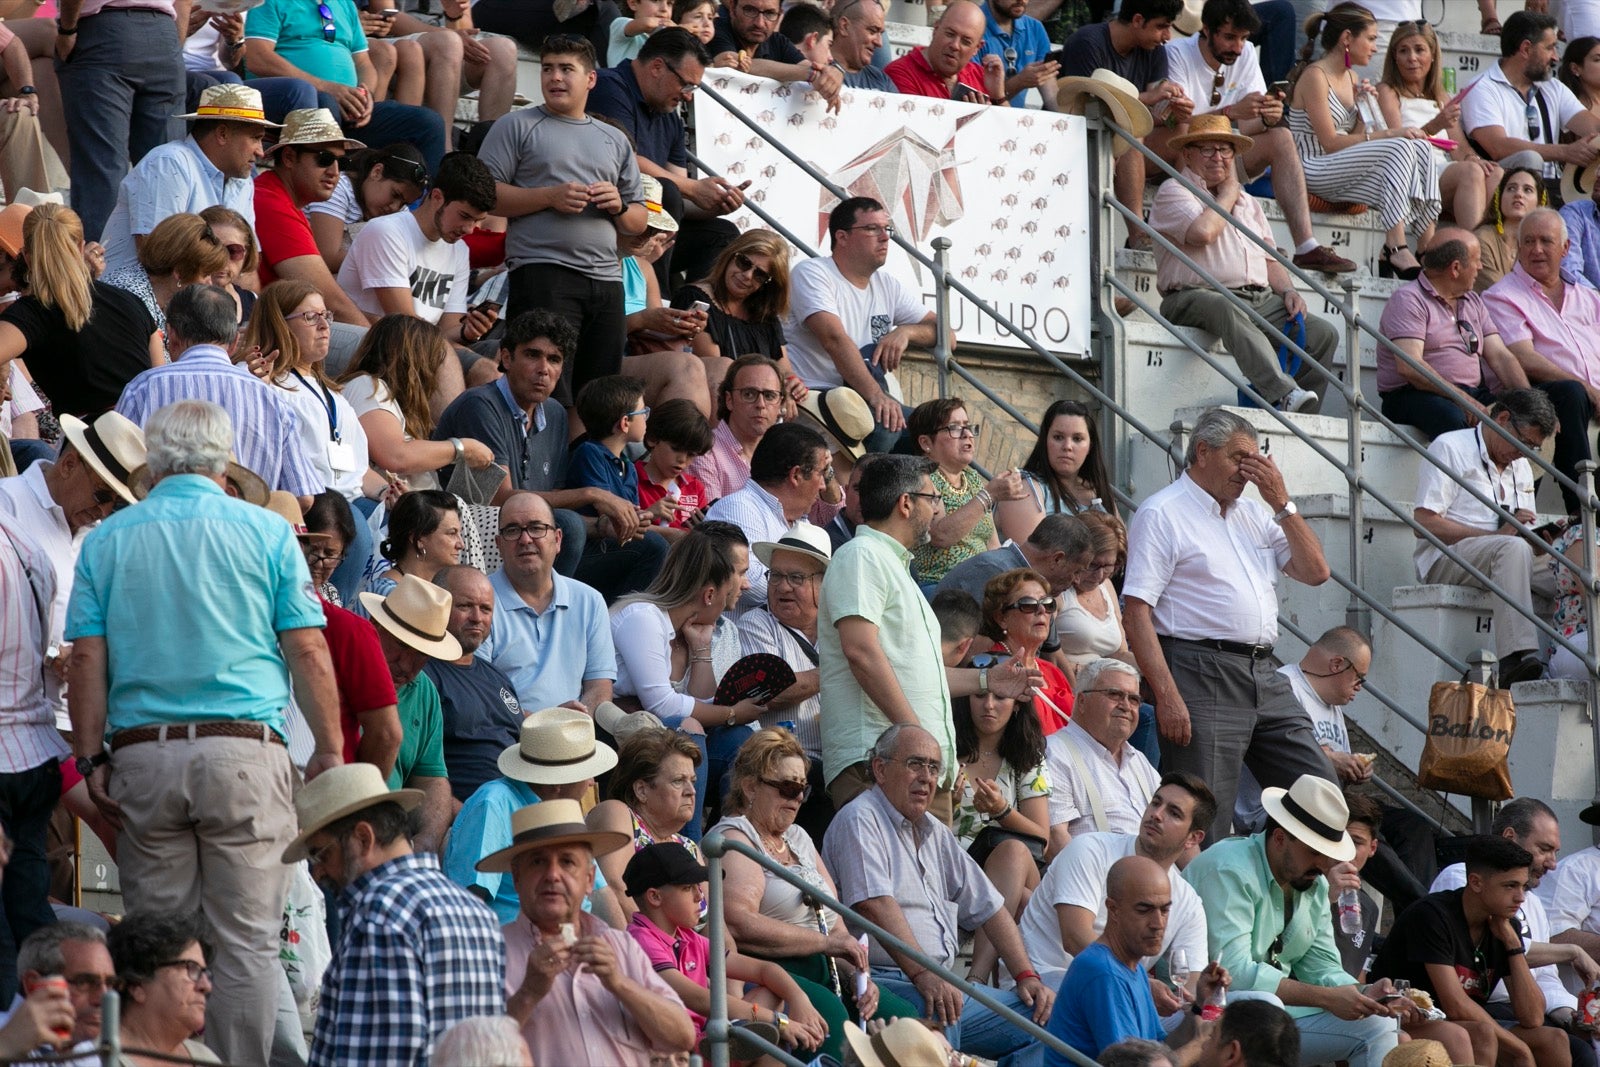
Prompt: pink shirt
<box><xmin>626</xmin><ymin>912</ymin><xmax>711</xmax><ymax>1038</ymax></box>
<box><xmin>687</xmin><ymin>419</ymin><xmax>843</xmax><ymax>523</ymax></box>
<box><xmin>1376</xmin><ymin>271</ymin><xmax>1499</xmax><ymax>394</ymax></box>
<box><xmin>885</xmin><ymin>48</ymin><xmax>987</xmax><ymax>99</ymax></box>
<box><xmin>1483</xmin><ymin>263</ymin><xmax>1600</xmax><ymax>388</ymax></box>
<box><xmin>503</xmin><ymin>912</ymin><xmax>688</xmax><ymax>1067</ymax></box>
<box><xmin>1147</xmin><ymin>166</ymin><xmax>1273</xmax><ymax>293</ymax></box>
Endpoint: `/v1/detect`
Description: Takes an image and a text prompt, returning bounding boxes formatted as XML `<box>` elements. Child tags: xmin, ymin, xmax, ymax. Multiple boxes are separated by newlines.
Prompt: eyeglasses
<box><xmin>90</xmin><ymin>485</ymin><xmax>120</xmax><ymax>506</ymax></box>
<box><xmin>663</xmin><ymin>62</ymin><xmax>699</xmax><ymax>96</ymax></box>
<box><xmin>732</xmin><ymin>251</ymin><xmax>772</xmax><ymax>286</ymax></box>
<box><xmin>1209</xmin><ymin>65</ymin><xmax>1226</xmax><ymax>107</ymax></box>
<box><xmin>1193</xmin><ymin>144</ymin><xmax>1236</xmax><ymax>157</ymax></box>
<box><xmin>156</xmin><ymin>959</ymin><xmax>212</xmax><ymax>986</ymax></box>
<box><xmin>846</xmin><ymin>223</ymin><xmax>895</xmax><ymax>237</ymax></box>
<box><xmin>769</xmin><ymin>569</ymin><xmax>820</xmax><ymax>587</ymax></box>
<box><xmin>1085</xmin><ymin>559</ymin><xmax>1118</xmax><ymax>573</ymax></box>
<box><xmin>498</xmin><ymin>521</ymin><xmax>557</xmax><ymax>541</ymax></box>
<box><xmin>737</xmin><ymin>4</ymin><xmax>781</xmax><ymax>21</ymax></box>
<box><xmin>627</xmin><ymin>406</ymin><xmax>652</xmax><ymax>418</ymax></box>
<box><xmin>735</xmin><ymin>386</ymin><xmax>782</xmax><ymax>405</ymax></box>
<box><xmin>306</xmin><ymin>840</ymin><xmax>337</xmax><ymax>869</ymax></box>
<box><xmin>1455</xmin><ymin>317</ymin><xmax>1480</xmax><ymax>356</ymax></box>
<box><xmin>967</xmin><ymin>652</ymin><xmax>1011</xmax><ymax>669</ymax></box>
<box><xmin>224</xmin><ymin>242</ymin><xmax>248</xmax><ymax>262</ymax></box>
<box><xmin>1004</xmin><ymin>596</ymin><xmax>1057</xmax><ymax>614</ymax></box>
<box><xmin>760</xmin><ymin>776</ymin><xmax>811</xmax><ymax>800</ymax></box>
<box><xmin>305</xmin><ymin>549</ymin><xmax>346</xmax><ymax>567</ymax></box>
<box><xmin>884</xmin><ymin>755</ymin><xmax>942</xmax><ymax>778</ymax></box>
<box><xmin>1084</xmin><ymin>688</ymin><xmax>1141</xmax><ymax>707</ymax></box>
<box><xmin>288</xmin><ymin>309</ymin><xmax>334</xmax><ymax>327</ymax></box>
<box><xmin>936</xmin><ymin>422</ymin><xmax>979</xmax><ymax>439</ymax></box>
<box><xmin>310</xmin><ymin>149</ymin><xmax>345</xmax><ymax>168</ymax></box>
<box><xmin>906</xmin><ymin>490</ymin><xmax>942</xmax><ymax>504</ymax></box>
<box><xmin>317</xmin><ymin>0</ymin><xmax>337</xmax><ymax>41</ymax></box>
<box><xmin>64</xmin><ymin>973</ymin><xmax>115</xmax><ymax>994</ymax></box>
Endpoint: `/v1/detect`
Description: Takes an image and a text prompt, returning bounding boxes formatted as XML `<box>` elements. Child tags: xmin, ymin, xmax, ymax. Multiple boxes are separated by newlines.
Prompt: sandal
<box><xmin>1481</xmin><ymin>16</ymin><xmax>1503</xmax><ymax>35</ymax></box>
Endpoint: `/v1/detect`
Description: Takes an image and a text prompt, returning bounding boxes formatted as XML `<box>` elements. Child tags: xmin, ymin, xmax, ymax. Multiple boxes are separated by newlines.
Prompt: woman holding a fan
<box><xmin>608</xmin><ymin>522</ymin><xmax>771</xmax><ymax>839</ymax></box>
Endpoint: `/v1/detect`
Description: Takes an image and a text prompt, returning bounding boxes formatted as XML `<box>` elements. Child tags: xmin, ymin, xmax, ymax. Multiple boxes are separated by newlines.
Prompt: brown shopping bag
<box><xmin>1417</xmin><ymin>677</ymin><xmax>1516</xmax><ymax>800</ymax></box>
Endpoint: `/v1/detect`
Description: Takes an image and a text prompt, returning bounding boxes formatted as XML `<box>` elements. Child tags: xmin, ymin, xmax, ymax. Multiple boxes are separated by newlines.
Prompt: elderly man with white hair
<box><xmin>65</xmin><ymin>398</ymin><xmax>344</xmax><ymax>1067</ymax></box>
<box><xmin>1044</xmin><ymin>657</ymin><xmax>1159</xmax><ymax>856</ymax></box>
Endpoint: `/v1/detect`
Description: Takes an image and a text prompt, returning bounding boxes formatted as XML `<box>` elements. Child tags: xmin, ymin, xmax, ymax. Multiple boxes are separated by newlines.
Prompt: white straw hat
<box><xmin>282</xmin><ymin>763</ymin><xmax>424</xmax><ymax>863</ymax></box>
<box><xmin>360</xmin><ymin>574</ymin><xmax>463</xmax><ymax>661</ymax></box>
<box><xmin>1261</xmin><ymin>774</ymin><xmax>1355</xmax><ymax>862</ymax></box>
<box><xmin>497</xmin><ymin>707</ymin><xmax>618</xmax><ymax>785</ymax></box>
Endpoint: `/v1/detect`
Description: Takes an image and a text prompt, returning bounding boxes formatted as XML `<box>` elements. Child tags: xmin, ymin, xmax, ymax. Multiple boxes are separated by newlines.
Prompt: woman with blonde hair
<box><xmin>0</xmin><ymin>202</ymin><xmax>162</xmax><ymax>418</ymax></box>
<box><xmin>244</xmin><ymin>279</ymin><xmax>385</xmax><ymax>601</ymax></box>
<box><xmin>1375</xmin><ymin>20</ymin><xmax>1500</xmax><ymax>230</ymax></box>
<box><xmin>337</xmin><ymin>315</ymin><xmax>495</xmax><ymax>489</ymax></box>
<box><xmin>103</xmin><ymin>212</ymin><xmax>232</xmax><ymax>348</ymax></box>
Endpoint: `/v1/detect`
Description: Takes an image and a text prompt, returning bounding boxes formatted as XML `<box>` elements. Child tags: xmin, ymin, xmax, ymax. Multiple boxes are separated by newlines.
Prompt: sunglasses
<box><xmin>381</xmin><ymin>154</ymin><xmax>429</xmax><ymax>187</ymax></box>
<box><xmin>1455</xmin><ymin>317</ymin><xmax>1480</xmax><ymax>356</ymax></box>
<box><xmin>968</xmin><ymin>652</ymin><xmax>1011</xmax><ymax>669</ymax></box>
<box><xmin>317</xmin><ymin>1</ymin><xmax>337</xmax><ymax>41</ymax></box>
<box><xmin>310</xmin><ymin>149</ymin><xmax>344</xmax><ymax>168</ymax></box>
<box><xmin>732</xmin><ymin>251</ymin><xmax>771</xmax><ymax>286</ymax></box>
<box><xmin>1004</xmin><ymin>596</ymin><xmax>1057</xmax><ymax>614</ymax></box>
<box><xmin>1209</xmin><ymin>65</ymin><xmax>1225</xmax><ymax>107</ymax></box>
<box><xmin>224</xmin><ymin>242</ymin><xmax>247</xmax><ymax>262</ymax></box>
<box><xmin>761</xmin><ymin>777</ymin><xmax>811</xmax><ymax>800</ymax></box>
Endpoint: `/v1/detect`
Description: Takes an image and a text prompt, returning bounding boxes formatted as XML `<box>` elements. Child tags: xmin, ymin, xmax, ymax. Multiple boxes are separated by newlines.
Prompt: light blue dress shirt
<box><xmin>477</xmin><ymin>568</ymin><xmax>616</xmax><ymax>712</ymax></box>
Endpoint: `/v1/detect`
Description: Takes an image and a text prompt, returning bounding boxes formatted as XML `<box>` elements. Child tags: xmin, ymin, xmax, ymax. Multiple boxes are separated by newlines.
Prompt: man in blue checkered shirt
<box><xmin>285</xmin><ymin>763</ymin><xmax>505</xmax><ymax>1067</ymax></box>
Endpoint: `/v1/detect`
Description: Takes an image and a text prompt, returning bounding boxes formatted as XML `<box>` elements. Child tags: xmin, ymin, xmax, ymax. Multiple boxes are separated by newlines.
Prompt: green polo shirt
<box><xmin>387</xmin><ymin>672</ymin><xmax>447</xmax><ymax>789</ymax></box>
<box><xmin>818</xmin><ymin>524</ymin><xmax>956</xmax><ymax>788</ymax></box>
<box><xmin>1183</xmin><ymin>832</ymin><xmax>1355</xmax><ymax>1018</ymax></box>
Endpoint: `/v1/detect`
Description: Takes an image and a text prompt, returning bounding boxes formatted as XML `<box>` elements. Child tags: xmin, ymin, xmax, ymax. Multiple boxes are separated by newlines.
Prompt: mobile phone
<box><xmin>376</xmin><ymin>8</ymin><xmax>399</xmax><ymax>16</ymax></box>
<box><xmin>472</xmin><ymin>300</ymin><xmax>501</xmax><ymax>315</ymax></box>
<box><xmin>1268</xmin><ymin>80</ymin><xmax>1289</xmax><ymax>97</ymax></box>
<box><xmin>689</xmin><ymin>300</ymin><xmax>710</xmax><ymax>315</ymax></box>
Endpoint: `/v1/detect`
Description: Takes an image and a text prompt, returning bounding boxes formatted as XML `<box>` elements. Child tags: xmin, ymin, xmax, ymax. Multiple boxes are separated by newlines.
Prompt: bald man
<box><xmin>1045</xmin><ymin>855</ymin><xmax>1226</xmax><ymax>1066</ymax></box>
<box><xmin>425</xmin><ymin>564</ymin><xmax>524</xmax><ymax>801</ymax></box>
<box><xmin>884</xmin><ymin>0</ymin><xmax>1006</xmax><ymax>103</ymax></box>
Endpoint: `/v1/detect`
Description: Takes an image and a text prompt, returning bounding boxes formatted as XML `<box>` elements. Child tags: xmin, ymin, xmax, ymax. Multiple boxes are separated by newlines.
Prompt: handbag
<box><xmin>967</xmin><ymin>824</ymin><xmax>1047</xmax><ymax>870</ymax></box>
<box><xmin>1417</xmin><ymin>672</ymin><xmax>1516</xmax><ymax>800</ymax></box>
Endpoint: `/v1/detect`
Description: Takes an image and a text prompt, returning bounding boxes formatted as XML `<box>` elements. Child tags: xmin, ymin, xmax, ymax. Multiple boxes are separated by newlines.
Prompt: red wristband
<box><xmin>1013</xmin><ymin>969</ymin><xmax>1040</xmax><ymax>983</ymax></box>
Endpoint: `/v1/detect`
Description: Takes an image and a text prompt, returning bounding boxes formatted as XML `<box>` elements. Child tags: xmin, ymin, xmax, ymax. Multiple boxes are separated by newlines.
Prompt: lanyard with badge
<box><xmin>292</xmin><ymin>369</ymin><xmax>358</xmax><ymax>473</ymax></box>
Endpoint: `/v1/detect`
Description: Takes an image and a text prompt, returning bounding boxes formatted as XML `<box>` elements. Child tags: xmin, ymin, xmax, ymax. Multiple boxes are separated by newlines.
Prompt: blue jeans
<box><xmin>872</xmin><ymin>966</ymin><xmax>1047</xmax><ymax>1066</ymax></box>
<box><xmin>9</xmin><ymin>438</ymin><xmax>55</xmax><ymax>474</ymax></box>
<box><xmin>0</xmin><ymin>759</ymin><xmax>63</xmax><ymax>1003</ymax></box>
<box><xmin>1250</xmin><ymin>0</ymin><xmax>1297</xmax><ymax>84</ymax></box>
<box><xmin>192</xmin><ymin>70</ymin><xmax>318</xmax><ymax>121</ymax></box>
<box><xmin>574</xmin><ymin>530</ymin><xmax>667</xmax><ymax>602</ymax></box>
<box><xmin>58</xmin><ymin>9</ymin><xmax>186</xmax><ymax>240</ymax></box>
<box><xmin>335</xmin><ymin>495</ymin><xmax>380</xmax><ymax>606</ymax></box>
<box><xmin>314</xmin><ymin>92</ymin><xmax>446</xmax><ymax>175</ymax></box>
<box><xmin>552</xmin><ymin>507</ymin><xmax>585</xmax><ymax>579</ymax></box>
<box><xmin>1131</xmin><ymin>702</ymin><xmax>1161</xmax><ymax>769</ymax></box>
<box><xmin>1293</xmin><ymin>1007</ymin><xmax>1400</xmax><ymax>1067</ymax></box>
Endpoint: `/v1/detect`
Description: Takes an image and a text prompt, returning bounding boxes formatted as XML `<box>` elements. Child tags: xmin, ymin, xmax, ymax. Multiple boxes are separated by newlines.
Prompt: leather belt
<box><xmin>110</xmin><ymin>721</ymin><xmax>285</xmax><ymax>752</ymax></box>
<box><xmin>1165</xmin><ymin>637</ymin><xmax>1275</xmax><ymax>659</ymax></box>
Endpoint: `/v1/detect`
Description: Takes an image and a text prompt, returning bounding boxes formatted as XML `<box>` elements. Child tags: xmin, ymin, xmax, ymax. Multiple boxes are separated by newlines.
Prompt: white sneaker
<box><xmin>1278</xmin><ymin>387</ymin><xmax>1318</xmax><ymax>413</ymax></box>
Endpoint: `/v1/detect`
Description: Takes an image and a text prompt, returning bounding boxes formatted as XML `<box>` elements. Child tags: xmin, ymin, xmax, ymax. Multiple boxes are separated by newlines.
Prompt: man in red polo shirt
<box><xmin>253</xmin><ymin>107</ymin><xmax>367</xmax><ymax>325</ymax></box>
<box><xmin>885</xmin><ymin>0</ymin><xmax>1005</xmax><ymax>102</ymax></box>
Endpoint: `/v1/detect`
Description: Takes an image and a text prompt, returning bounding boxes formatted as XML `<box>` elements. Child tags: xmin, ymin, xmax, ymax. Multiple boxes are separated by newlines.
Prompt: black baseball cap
<box><xmin>623</xmin><ymin>842</ymin><xmax>710</xmax><ymax>898</ymax></box>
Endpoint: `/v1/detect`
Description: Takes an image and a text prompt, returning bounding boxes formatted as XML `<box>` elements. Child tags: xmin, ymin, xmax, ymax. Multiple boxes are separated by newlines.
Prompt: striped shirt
<box><xmin>115</xmin><ymin>345</ymin><xmax>325</xmax><ymax>497</ymax></box>
<box><xmin>0</xmin><ymin>511</ymin><xmax>68</xmax><ymax>772</ymax></box>
<box><xmin>0</xmin><ymin>463</ymin><xmax>83</xmax><ymax>730</ymax></box>
<box><xmin>311</xmin><ymin>852</ymin><xmax>505</xmax><ymax>1067</ymax></box>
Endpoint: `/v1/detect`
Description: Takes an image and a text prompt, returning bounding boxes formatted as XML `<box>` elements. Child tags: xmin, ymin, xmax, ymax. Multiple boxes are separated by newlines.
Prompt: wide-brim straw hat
<box><xmin>128</xmin><ymin>457</ymin><xmax>270</xmax><ymax>507</ymax></box>
<box><xmin>842</xmin><ymin>1018</ymin><xmax>954</xmax><ymax>1067</ymax></box>
<box><xmin>359</xmin><ymin>574</ymin><xmax>463</xmax><ymax>661</ymax></box>
<box><xmin>282</xmin><ymin>763</ymin><xmax>424</xmax><ymax>863</ymax></box>
<box><xmin>640</xmin><ymin>174</ymin><xmax>679</xmax><ymax>233</ymax></box>
<box><xmin>1170</xmin><ymin>112</ymin><xmax>1254</xmax><ymax>153</ymax></box>
<box><xmin>594</xmin><ymin>700</ymin><xmax>665</xmax><ymax>743</ymax></box>
<box><xmin>753</xmin><ymin>519</ymin><xmax>832</xmax><ymax>569</ymax></box>
<box><xmin>475</xmin><ymin>798</ymin><xmax>631</xmax><ymax>873</ymax></box>
<box><xmin>1382</xmin><ymin>1040</ymin><xmax>1467</xmax><ymax>1067</ymax></box>
<box><xmin>58</xmin><ymin>412</ymin><xmax>146</xmax><ymax>507</ymax></box>
<box><xmin>796</xmin><ymin>387</ymin><xmax>872</xmax><ymax>459</ymax></box>
<box><xmin>266</xmin><ymin>107</ymin><xmax>365</xmax><ymax>153</ymax></box>
<box><xmin>1562</xmin><ymin>138</ymin><xmax>1600</xmax><ymax>206</ymax></box>
<box><xmin>177</xmin><ymin>83</ymin><xmax>283</xmax><ymax>128</ymax></box>
<box><xmin>265</xmin><ymin>490</ymin><xmax>329</xmax><ymax>540</ymax></box>
<box><xmin>497</xmin><ymin>707</ymin><xmax>618</xmax><ymax>785</ymax></box>
<box><xmin>1057</xmin><ymin>69</ymin><xmax>1154</xmax><ymax>155</ymax></box>
<box><xmin>1261</xmin><ymin>774</ymin><xmax>1356</xmax><ymax>862</ymax></box>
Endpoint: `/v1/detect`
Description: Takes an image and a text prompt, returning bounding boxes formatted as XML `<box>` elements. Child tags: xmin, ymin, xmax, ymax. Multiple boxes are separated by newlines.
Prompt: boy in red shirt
<box><xmin>635</xmin><ymin>398</ymin><xmax>713</xmax><ymax>541</ymax></box>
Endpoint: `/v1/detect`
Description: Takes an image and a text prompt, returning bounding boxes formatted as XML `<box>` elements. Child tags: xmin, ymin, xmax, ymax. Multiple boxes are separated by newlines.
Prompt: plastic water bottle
<box><xmin>1200</xmin><ymin>981</ymin><xmax>1226</xmax><ymax>1021</ymax></box>
<box><xmin>1338</xmin><ymin>888</ymin><xmax>1363</xmax><ymax>937</ymax></box>
<box><xmin>1443</xmin><ymin>67</ymin><xmax>1457</xmax><ymax>95</ymax></box>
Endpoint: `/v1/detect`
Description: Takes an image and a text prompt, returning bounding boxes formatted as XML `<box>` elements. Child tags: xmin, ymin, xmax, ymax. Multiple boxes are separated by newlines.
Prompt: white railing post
<box><xmin>932</xmin><ymin>236</ymin><xmax>952</xmax><ymax>400</ymax></box>
<box><xmin>705</xmin><ymin>849</ymin><xmax>730</xmax><ymax>1067</ymax></box>
<box><xmin>1341</xmin><ymin>274</ymin><xmax>1370</xmax><ymax>637</ymax></box>
<box><xmin>1580</xmin><ymin>461</ymin><xmax>1600</xmax><ymax>847</ymax></box>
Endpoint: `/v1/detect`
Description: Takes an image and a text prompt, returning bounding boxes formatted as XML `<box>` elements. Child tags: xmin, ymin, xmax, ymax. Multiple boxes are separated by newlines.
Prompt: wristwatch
<box><xmin>1272</xmin><ymin>500</ymin><xmax>1298</xmax><ymax>524</ymax></box>
<box><xmin>74</xmin><ymin>751</ymin><xmax>109</xmax><ymax>778</ymax></box>
<box><xmin>976</xmin><ymin>666</ymin><xmax>989</xmax><ymax>696</ymax></box>
<box><xmin>17</xmin><ymin>86</ymin><xmax>35</xmax><ymax>96</ymax></box>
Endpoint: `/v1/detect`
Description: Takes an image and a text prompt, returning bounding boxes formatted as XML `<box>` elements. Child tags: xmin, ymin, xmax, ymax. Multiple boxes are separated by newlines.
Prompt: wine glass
<box><xmin>1169</xmin><ymin>948</ymin><xmax>1190</xmax><ymax>991</ymax></box>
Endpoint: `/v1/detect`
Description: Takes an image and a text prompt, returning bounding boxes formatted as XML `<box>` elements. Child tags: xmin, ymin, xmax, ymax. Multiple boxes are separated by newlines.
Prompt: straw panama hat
<box><xmin>177</xmin><ymin>83</ymin><xmax>283</xmax><ymax>128</ymax></box>
<box><xmin>842</xmin><ymin>1017</ymin><xmax>954</xmax><ymax>1067</ymax></box>
<box><xmin>265</xmin><ymin>490</ymin><xmax>329</xmax><ymax>540</ymax></box>
<box><xmin>475</xmin><ymin>798</ymin><xmax>631</xmax><ymax>873</ymax></box>
<box><xmin>753</xmin><ymin>519</ymin><xmax>832</xmax><ymax>569</ymax></box>
<box><xmin>497</xmin><ymin>707</ymin><xmax>618</xmax><ymax>785</ymax></box>
<box><xmin>1261</xmin><ymin>774</ymin><xmax>1356</xmax><ymax>862</ymax></box>
<box><xmin>58</xmin><ymin>412</ymin><xmax>146</xmax><ymax>507</ymax></box>
<box><xmin>128</xmin><ymin>455</ymin><xmax>271</xmax><ymax>507</ymax></box>
<box><xmin>282</xmin><ymin>762</ymin><xmax>424</xmax><ymax>863</ymax></box>
<box><xmin>594</xmin><ymin>700</ymin><xmax>665</xmax><ymax>743</ymax></box>
<box><xmin>1561</xmin><ymin>136</ymin><xmax>1600</xmax><ymax>207</ymax></box>
<box><xmin>1056</xmin><ymin>69</ymin><xmax>1154</xmax><ymax>155</ymax></box>
<box><xmin>267</xmin><ymin>107</ymin><xmax>366</xmax><ymax>153</ymax></box>
<box><xmin>360</xmin><ymin>574</ymin><xmax>463</xmax><ymax>661</ymax></box>
<box><xmin>1170</xmin><ymin>112</ymin><xmax>1254</xmax><ymax>153</ymax></box>
<box><xmin>640</xmin><ymin>175</ymin><xmax>680</xmax><ymax>233</ymax></box>
<box><xmin>1383</xmin><ymin>1040</ymin><xmax>1465</xmax><ymax>1067</ymax></box>
<box><xmin>797</xmin><ymin>387</ymin><xmax>872</xmax><ymax>459</ymax></box>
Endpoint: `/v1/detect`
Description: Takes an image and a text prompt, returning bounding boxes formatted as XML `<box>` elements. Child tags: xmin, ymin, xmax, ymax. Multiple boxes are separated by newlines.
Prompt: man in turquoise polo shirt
<box><xmin>66</xmin><ymin>399</ymin><xmax>343</xmax><ymax>1067</ymax></box>
<box><xmin>818</xmin><ymin>453</ymin><xmax>1039</xmax><ymax>825</ymax></box>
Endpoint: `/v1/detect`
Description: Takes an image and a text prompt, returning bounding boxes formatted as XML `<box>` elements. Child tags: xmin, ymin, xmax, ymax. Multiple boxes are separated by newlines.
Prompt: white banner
<box><xmin>693</xmin><ymin>70</ymin><xmax>1091</xmax><ymax>356</ymax></box>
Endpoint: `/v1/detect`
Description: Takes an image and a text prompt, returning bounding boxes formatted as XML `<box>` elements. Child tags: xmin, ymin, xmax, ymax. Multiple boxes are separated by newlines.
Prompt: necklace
<box><xmin>758</xmin><ymin>826</ymin><xmax>790</xmax><ymax>856</ymax></box>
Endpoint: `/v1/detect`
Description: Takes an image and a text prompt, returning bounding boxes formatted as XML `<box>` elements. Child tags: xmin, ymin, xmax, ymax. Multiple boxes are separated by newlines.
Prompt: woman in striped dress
<box><xmin>1288</xmin><ymin>2</ymin><xmax>1440</xmax><ymax>278</ymax></box>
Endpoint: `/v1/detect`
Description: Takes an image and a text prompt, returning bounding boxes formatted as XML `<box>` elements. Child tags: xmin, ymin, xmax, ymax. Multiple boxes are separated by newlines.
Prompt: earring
<box><xmin>417</xmin><ymin>545</ymin><xmax>427</xmax><ymax>558</ymax></box>
<box><xmin>1343</xmin><ymin>44</ymin><xmax>1351</xmax><ymax>68</ymax></box>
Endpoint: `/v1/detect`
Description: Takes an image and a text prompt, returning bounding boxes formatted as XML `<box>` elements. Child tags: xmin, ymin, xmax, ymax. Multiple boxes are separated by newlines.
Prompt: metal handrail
<box><xmin>700</xmin><ymin>834</ymin><xmax>1104</xmax><ymax>1067</ymax></box>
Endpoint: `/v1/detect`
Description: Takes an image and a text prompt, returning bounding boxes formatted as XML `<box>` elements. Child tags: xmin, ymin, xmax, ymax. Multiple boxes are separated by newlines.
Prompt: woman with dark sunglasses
<box><xmin>307</xmin><ymin>142</ymin><xmax>428</xmax><ymax>273</ymax></box>
<box><xmin>199</xmin><ymin>204</ymin><xmax>259</xmax><ymax>330</ymax></box>
<box><xmin>101</xmin><ymin>212</ymin><xmax>231</xmax><ymax>357</ymax></box>
<box><xmin>980</xmin><ymin>568</ymin><xmax>1073</xmax><ymax>735</ymax></box>
<box><xmin>708</xmin><ymin>727</ymin><xmax>921</xmax><ymax>1063</ymax></box>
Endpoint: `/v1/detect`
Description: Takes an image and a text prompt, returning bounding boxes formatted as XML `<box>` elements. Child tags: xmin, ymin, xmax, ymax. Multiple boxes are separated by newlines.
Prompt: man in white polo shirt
<box><xmin>1019</xmin><ymin>772</ymin><xmax>1212</xmax><ymax>995</ymax></box>
<box><xmin>1044</xmin><ymin>657</ymin><xmax>1159</xmax><ymax>855</ymax></box>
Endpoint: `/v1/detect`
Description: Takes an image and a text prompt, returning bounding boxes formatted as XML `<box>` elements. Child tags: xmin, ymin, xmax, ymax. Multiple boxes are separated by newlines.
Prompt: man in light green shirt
<box><xmin>1184</xmin><ymin>775</ymin><xmax>1401</xmax><ymax>1067</ymax></box>
<box><xmin>818</xmin><ymin>454</ymin><xmax>1038</xmax><ymax>825</ymax></box>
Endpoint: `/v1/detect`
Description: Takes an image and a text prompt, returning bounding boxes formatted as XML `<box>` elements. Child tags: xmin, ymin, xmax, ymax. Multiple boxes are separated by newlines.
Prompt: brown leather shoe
<box><xmin>1292</xmin><ymin>246</ymin><xmax>1357</xmax><ymax>273</ymax></box>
